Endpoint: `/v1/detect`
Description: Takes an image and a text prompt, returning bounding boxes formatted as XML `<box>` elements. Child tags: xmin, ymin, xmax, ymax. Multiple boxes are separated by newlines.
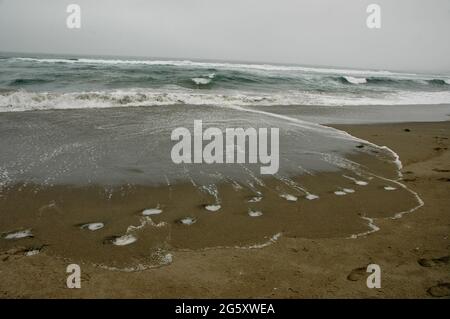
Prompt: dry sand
<box><xmin>0</xmin><ymin>121</ymin><xmax>449</xmax><ymax>298</ymax></box>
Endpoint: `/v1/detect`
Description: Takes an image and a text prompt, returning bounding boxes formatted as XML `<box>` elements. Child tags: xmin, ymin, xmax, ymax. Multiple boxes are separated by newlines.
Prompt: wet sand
<box><xmin>0</xmin><ymin>121</ymin><xmax>449</xmax><ymax>298</ymax></box>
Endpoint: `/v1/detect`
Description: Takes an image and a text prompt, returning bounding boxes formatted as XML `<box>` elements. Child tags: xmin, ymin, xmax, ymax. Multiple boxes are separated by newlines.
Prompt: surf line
<box><xmin>171</xmin><ymin>120</ymin><xmax>279</xmax><ymax>174</ymax></box>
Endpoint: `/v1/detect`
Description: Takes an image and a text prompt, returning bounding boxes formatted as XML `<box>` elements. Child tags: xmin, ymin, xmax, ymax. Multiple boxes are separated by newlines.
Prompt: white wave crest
<box><xmin>192</xmin><ymin>77</ymin><xmax>212</xmax><ymax>85</ymax></box>
<box><xmin>343</xmin><ymin>76</ymin><xmax>367</xmax><ymax>84</ymax></box>
<box><xmin>12</xmin><ymin>57</ymin><xmax>401</xmax><ymax>77</ymax></box>
<box><xmin>1</xmin><ymin>89</ymin><xmax>450</xmax><ymax>112</ymax></box>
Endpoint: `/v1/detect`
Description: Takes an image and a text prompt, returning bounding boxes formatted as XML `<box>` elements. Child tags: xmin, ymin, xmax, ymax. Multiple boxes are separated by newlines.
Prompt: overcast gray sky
<box><xmin>0</xmin><ymin>0</ymin><xmax>449</xmax><ymax>73</ymax></box>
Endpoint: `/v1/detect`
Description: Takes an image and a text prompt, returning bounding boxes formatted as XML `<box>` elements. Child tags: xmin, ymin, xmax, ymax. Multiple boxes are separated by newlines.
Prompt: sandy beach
<box><xmin>1</xmin><ymin>0</ymin><xmax>450</xmax><ymax>304</ymax></box>
<box><xmin>0</xmin><ymin>120</ymin><xmax>448</xmax><ymax>298</ymax></box>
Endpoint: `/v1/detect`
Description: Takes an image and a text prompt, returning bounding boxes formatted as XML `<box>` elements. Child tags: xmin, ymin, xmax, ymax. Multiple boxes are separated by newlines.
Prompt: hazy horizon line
<box><xmin>2</xmin><ymin>50</ymin><xmax>449</xmax><ymax>76</ymax></box>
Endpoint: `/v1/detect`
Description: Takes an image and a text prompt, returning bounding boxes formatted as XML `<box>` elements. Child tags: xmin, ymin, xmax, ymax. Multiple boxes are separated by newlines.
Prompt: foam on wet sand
<box><xmin>3</xmin><ymin>229</ymin><xmax>33</xmax><ymax>240</ymax></box>
<box><xmin>204</xmin><ymin>204</ymin><xmax>221</xmax><ymax>212</ymax></box>
<box><xmin>142</xmin><ymin>208</ymin><xmax>163</xmax><ymax>216</ymax></box>
<box><xmin>81</xmin><ymin>222</ymin><xmax>104</xmax><ymax>231</ymax></box>
<box><xmin>280</xmin><ymin>194</ymin><xmax>298</xmax><ymax>202</ymax></box>
<box><xmin>112</xmin><ymin>234</ymin><xmax>137</xmax><ymax>246</ymax></box>
<box><xmin>248</xmin><ymin>210</ymin><xmax>263</xmax><ymax>217</ymax></box>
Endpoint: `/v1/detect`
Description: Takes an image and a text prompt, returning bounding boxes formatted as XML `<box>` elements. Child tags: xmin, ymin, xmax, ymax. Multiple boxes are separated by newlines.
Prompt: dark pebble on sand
<box><xmin>404</xmin><ymin>128</ymin><xmax>411</xmax><ymax>132</ymax></box>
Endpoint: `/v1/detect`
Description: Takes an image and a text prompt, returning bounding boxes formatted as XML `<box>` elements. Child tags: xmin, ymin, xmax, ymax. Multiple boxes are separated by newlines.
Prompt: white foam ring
<box><xmin>237</xmin><ymin>232</ymin><xmax>283</xmax><ymax>249</ymax></box>
<box><xmin>127</xmin><ymin>216</ymin><xmax>167</xmax><ymax>233</ymax></box>
<box><xmin>96</xmin><ymin>232</ymin><xmax>283</xmax><ymax>272</ymax></box>
<box><xmin>175</xmin><ymin>232</ymin><xmax>283</xmax><ymax>253</ymax></box>
<box><xmin>348</xmin><ymin>217</ymin><xmax>380</xmax><ymax>239</ymax></box>
<box><xmin>225</xmin><ymin>104</ymin><xmax>424</xmax><ymax>239</ymax></box>
<box><xmin>94</xmin><ymin>249</ymin><xmax>173</xmax><ymax>272</ymax></box>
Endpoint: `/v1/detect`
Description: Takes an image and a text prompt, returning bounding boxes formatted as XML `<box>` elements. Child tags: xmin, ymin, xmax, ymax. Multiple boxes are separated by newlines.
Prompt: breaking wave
<box><xmin>1</xmin><ymin>55</ymin><xmax>449</xmax><ymax>112</ymax></box>
<box><xmin>11</xmin><ymin>57</ymin><xmax>398</xmax><ymax>76</ymax></box>
<box><xmin>341</xmin><ymin>76</ymin><xmax>368</xmax><ymax>85</ymax></box>
<box><xmin>1</xmin><ymin>89</ymin><xmax>450</xmax><ymax>112</ymax></box>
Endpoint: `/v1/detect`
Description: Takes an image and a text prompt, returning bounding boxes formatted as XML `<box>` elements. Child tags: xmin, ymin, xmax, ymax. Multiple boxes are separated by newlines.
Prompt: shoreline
<box><xmin>0</xmin><ymin>120</ymin><xmax>449</xmax><ymax>298</ymax></box>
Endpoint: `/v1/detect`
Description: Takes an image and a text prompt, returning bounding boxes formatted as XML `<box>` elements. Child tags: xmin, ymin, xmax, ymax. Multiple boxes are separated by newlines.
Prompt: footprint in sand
<box><xmin>427</xmin><ymin>283</ymin><xmax>450</xmax><ymax>298</ymax></box>
<box><xmin>432</xmin><ymin>168</ymin><xmax>450</xmax><ymax>173</ymax></box>
<box><xmin>347</xmin><ymin>266</ymin><xmax>368</xmax><ymax>281</ymax></box>
<box><xmin>1</xmin><ymin>245</ymin><xmax>44</xmax><ymax>261</ymax></box>
<box><xmin>418</xmin><ymin>255</ymin><xmax>449</xmax><ymax>267</ymax></box>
